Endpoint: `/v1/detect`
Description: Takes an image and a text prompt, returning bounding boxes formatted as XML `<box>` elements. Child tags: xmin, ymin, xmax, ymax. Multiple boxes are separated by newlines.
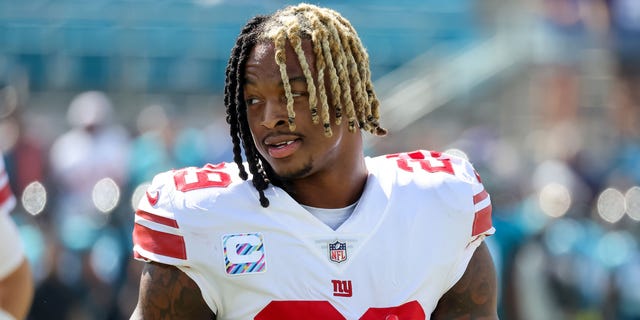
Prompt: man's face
<box><xmin>243</xmin><ymin>39</ymin><xmax>355</xmax><ymax>181</ymax></box>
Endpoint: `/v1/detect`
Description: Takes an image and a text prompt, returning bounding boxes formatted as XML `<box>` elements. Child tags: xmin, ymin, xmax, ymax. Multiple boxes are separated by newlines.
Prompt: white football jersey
<box><xmin>133</xmin><ymin>150</ymin><xmax>494</xmax><ymax>320</ymax></box>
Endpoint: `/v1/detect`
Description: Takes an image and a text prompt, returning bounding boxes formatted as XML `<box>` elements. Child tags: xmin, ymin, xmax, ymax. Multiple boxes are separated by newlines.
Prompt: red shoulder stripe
<box><xmin>0</xmin><ymin>182</ymin><xmax>13</xmax><ymax>205</ymax></box>
<box><xmin>472</xmin><ymin>204</ymin><xmax>493</xmax><ymax>237</ymax></box>
<box><xmin>473</xmin><ymin>189</ymin><xmax>489</xmax><ymax>204</ymax></box>
<box><xmin>133</xmin><ymin>223</ymin><xmax>187</xmax><ymax>260</ymax></box>
<box><xmin>135</xmin><ymin>209</ymin><xmax>179</xmax><ymax>228</ymax></box>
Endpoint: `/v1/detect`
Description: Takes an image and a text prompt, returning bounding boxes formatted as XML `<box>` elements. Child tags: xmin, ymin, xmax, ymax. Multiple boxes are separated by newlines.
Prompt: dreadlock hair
<box><xmin>225</xmin><ymin>3</ymin><xmax>387</xmax><ymax>208</ymax></box>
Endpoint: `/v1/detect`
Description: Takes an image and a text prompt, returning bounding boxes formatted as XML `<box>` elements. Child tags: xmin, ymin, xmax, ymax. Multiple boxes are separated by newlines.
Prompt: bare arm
<box><xmin>0</xmin><ymin>259</ymin><xmax>33</xmax><ymax>320</ymax></box>
<box><xmin>130</xmin><ymin>262</ymin><xmax>215</xmax><ymax>320</ymax></box>
<box><xmin>431</xmin><ymin>241</ymin><xmax>499</xmax><ymax>320</ymax></box>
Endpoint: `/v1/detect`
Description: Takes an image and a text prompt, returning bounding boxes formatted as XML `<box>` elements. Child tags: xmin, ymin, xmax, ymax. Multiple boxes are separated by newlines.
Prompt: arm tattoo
<box><xmin>431</xmin><ymin>242</ymin><xmax>499</xmax><ymax>320</ymax></box>
<box><xmin>131</xmin><ymin>262</ymin><xmax>215</xmax><ymax>320</ymax></box>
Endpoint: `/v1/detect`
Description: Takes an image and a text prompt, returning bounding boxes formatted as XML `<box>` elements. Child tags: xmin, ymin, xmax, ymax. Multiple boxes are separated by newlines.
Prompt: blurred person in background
<box><xmin>0</xmin><ymin>152</ymin><xmax>33</xmax><ymax>320</ymax></box>
<box><xmin>49</xmin><ymin>91</ymin><xmax>130</xmax><ymax>219</ymax></box>
<box><xmin>128</xmin><ymin>103</ymin><xmax>211</xmax><ymax>189</ymax></box>
<box><xmin>130</xmin><ymin>3</ymin><xmax>497</xmax><ymax>319</ymax></box>
<box><xmin>128</xmin><ymin>104</ymin><xmax>178</xmax><ymax>189</ymax></box>
<box><xmin>0</xmin><ymin>83</ymin><xmax>48</xmax><ymax>200</ymax></box>
<box><xmin>603</xmin><ymin>0</ymin><xmax>640</xmax><ymax>139</ymax></box>
<box><xmin>48</xmin><ymin>90</ymin><xmax>131</xmax><ymax>242</ymax></box>
<box><xmin>531</xmin><ymin>0</ymin><xmax>592</xmax><ymax>129</ymax></box>
<box><xmin>46</xmin><ymin>91</ymin><xmax>132</xmax><ymax>319</ymax></box>
<box><xmin>1</xmin><ymin>112</ymin><xmax>48</xmax><ymax>204</ymax></box>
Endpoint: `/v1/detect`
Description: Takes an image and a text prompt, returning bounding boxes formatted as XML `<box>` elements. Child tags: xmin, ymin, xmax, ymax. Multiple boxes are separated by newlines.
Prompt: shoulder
<box><xmin>133</xmin><ymin>161</ymin><xmax>256</xmax><ymax>264</ymax></box>
<box><xmin>368</xmin><ymin>149</ymin><xmax>483</xmax><ymax>187</ymax></box>
<box><xmin>140</xmin><ymin>162</ymin><xmax>251</xmax><ymax>211</ymax></box>
<box><xmin>368</xmin><ymin>150</ymin><xmax>493</xmax><ymax>237</ymax></box>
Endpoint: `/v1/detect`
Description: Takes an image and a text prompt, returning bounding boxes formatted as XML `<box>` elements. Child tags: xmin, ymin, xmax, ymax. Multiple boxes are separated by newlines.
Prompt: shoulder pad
<box><xmin>379</xmin><ymin>150</ymin><xmax>493</xmax><ymax>237</ymax></box>
<box><xmin>133</xmin><ymin>162</ymin><xmax>247</xmax><ymax>264</ymax></box>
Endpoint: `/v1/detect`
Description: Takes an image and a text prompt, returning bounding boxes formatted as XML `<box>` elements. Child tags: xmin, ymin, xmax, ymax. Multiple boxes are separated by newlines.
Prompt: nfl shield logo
<box><xmin>328</xmin><ymin>240</ymin><xmax>347</xmax><ymax>263</ymax></box>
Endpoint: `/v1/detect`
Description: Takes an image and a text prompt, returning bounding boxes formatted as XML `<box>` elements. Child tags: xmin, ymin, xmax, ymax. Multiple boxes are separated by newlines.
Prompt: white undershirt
<box><xmin>301</xmin><ymin>202</ymin><xmax>358</xmax><ymax>230</ymax></box>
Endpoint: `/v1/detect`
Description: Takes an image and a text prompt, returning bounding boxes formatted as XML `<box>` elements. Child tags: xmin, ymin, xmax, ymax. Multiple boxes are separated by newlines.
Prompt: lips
<box><xmin>263</xmin><ymin>134</ymin><xmax>302</xmax><ymax>159</ymax></box>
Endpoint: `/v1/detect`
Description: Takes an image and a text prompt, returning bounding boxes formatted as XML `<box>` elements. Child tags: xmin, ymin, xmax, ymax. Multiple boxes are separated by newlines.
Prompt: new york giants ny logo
<box><xmin>331</xmin><ymin>280</ymin><xmax>353</xmax><ymax>297</ymax></box>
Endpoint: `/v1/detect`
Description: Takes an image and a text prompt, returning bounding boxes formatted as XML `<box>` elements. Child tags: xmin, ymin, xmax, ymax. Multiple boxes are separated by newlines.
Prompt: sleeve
<box><xmin>466</xmin><ymin>161</ymin><xmax>494</xmax><ymax>242</ymax></box>
<box><xmin>132</xmin><ymin>171</ymin><xmax>189</xmax><ymax>266</ymax></box>
<box><xmin>442</xmin><ymin>152</ymin><xmax>495</xmax><ymax>290</ymax></box>
<box><xmin>427</xmin><ymin>150</ymin><xmax>494</xmax><ymax>242</ymax></box>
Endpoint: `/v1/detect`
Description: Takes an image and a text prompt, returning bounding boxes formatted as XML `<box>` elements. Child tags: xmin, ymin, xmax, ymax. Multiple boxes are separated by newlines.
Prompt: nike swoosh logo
<box><xmin>146</xmin><ymin>190</ymin><xmax>159</xmax><ymax>206</ymax></box>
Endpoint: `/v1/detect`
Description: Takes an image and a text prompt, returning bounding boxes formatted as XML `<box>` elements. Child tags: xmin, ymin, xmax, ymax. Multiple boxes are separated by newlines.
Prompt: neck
<box><xmin>281</xmin><ymin>153</ymin><xmax>368</xmax><ymax>209</ymax></box>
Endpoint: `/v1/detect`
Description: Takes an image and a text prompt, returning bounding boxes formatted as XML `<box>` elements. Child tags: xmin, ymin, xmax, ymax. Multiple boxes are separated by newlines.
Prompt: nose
<box><xmin>261</xmin><ymin>98</ymin><xmax>288</xmax><ymax>129</ymax></box>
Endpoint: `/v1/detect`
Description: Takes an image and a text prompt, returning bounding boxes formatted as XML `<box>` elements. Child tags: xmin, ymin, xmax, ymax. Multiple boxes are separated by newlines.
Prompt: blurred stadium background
<box><xmin>1</xmin><ymin>0</ymin><xmax>640</xmax><ymax>319</ymax></box>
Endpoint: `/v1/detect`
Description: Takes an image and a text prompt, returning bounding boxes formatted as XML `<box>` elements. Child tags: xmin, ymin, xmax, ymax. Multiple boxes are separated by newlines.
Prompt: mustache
<box><xmin>261</xmin><ymin>131</ymin><xmax>305</xmax><ymax>144</ymax></box>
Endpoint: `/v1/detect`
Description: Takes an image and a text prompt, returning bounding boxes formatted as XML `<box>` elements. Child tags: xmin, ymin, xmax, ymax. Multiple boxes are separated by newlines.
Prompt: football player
<box><xmin>131</xmin><ymin>3</ymin><xmax>498</xmax><ymax>319</ymax></box>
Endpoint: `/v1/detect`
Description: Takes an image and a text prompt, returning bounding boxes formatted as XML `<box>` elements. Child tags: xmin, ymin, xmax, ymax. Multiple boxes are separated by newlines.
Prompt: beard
<box><xmin>260</xmin><ymin>154</ymin><xmax>314</xmax><ymax>187</ymax></box>
<box><xmin>273</xmin><ymin>159</ymin><xmax>313</xmax><ymax>182</ymax></box>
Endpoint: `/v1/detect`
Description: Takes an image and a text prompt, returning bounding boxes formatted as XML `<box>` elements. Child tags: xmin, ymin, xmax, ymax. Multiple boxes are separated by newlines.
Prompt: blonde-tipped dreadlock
<box><xmin>260</xmin><ymin>3</ymin><xmax>387</xmax><ymax>137</ymax></box>
<box><xmin>224</xmin><ymin>3</ymin><xmax>387</xmax><ymax>207</ymax></box>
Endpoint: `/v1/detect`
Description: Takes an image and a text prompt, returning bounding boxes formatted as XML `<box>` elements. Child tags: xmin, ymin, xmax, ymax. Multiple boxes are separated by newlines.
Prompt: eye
<box><xmin>245</xmin><ymin>97</ymin><xmax>261</xmax><ymax>106</ymax></box>
<box><xmin>291</xmin><ymin>91</ymin><xmax>308</xmax><ymax>98</ymax></box>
